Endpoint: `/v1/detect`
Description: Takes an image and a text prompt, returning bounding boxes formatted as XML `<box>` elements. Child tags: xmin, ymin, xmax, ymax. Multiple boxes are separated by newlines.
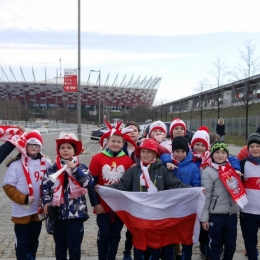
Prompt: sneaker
<box><xmin>123</xmin><ymin>250</ymin><xmax>132</xmax><ymax>260</ymax></box>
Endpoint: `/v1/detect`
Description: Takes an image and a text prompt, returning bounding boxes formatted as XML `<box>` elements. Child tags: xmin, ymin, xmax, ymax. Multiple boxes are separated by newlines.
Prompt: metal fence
<box><xmin>186</xmin><ymin>116</ymin><xmax>260</xmax><ymax>135</ymax></box>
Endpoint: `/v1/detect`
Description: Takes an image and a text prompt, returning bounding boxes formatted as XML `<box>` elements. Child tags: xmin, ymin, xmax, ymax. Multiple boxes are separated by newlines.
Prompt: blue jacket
<box><xmin>42</xmin><ymin>163</ymin><xmax>99</xmax><ymax>220</ymax></box>
<box><xmin>160</xmin><ymin>151</ymin><xmax>201</xmax><ymax>187</ymax></box>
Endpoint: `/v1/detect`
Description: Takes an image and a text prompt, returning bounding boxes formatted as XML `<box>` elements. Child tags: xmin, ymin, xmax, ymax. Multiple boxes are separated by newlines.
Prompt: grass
<box><xmin>225</xmin><ymin>134</ymin><xmax>247</xmax><ymax>146</ymax></box>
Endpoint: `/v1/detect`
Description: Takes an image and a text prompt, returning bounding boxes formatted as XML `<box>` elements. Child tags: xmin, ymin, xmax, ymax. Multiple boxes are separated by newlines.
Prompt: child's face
<box><xmin>107</xmin><ymin>135</ymin><xmax>124</xmax><ymax>152</ymax></box>
<box><xmin>249</xmin><ymin>143</ymin><xmax>260</xmax><ymax>158</ymax></box>
<box><xmin>212</xmin><ymin>150</ymin><xmax>228</xmax><ymax>163</ymax></box>
<box><xmin>150</xmin><ymin>129</ymin><xmax>166</xmax><ymax>139</ymax></box>
<box><xmin>172</xmin><ymin>126</ymin><xmax>185</xmax><ymax>139</ymax></box>
<box><xmin>173</xmin><ymin>149</ymin><xmax>187</xmax><ymax>162</ymax></box>
<box><xmin>26</xmin><ymin>144</ymin><xmax>40</xmax><ymax>158</ymax></box>
<box><xmin>127</xmin><ymin>125</ymin><xmax>140</xmax><ymax>142</ymax></box>
<box><xmin>59</xmin><ymin>143</ymin><xmax>75</xmax><ymax>160</ymax></box>
<box><xmin>193</xmin><ymin>142</ymin><xmax>206</xmax><ymax>154</ymax></box>
<box><xmin>140</xmin><ymin>149</ymin><xmax>156</xmax><ymax>163</ymax></box>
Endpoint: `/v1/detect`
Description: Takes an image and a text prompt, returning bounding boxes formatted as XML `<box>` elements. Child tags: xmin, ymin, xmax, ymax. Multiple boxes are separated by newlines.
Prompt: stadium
<box><xmin>0</xmin><ymin>67</ymin><xmax>161</xmax><ymax>113</ymax></box>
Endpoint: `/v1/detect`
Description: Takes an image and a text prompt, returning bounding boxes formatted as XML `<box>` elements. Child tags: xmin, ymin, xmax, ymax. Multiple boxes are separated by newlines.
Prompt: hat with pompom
<box><xmin>56</xmin><ymin>132</ymin><xmax>82</xmax><ymax>156</ymax></box>
<box><xmin>26</xmin><ymin>130</ymin><xmax>43</xmax><ymax>152</ymax></box>
<box><xmin>149</xmin><ymin>121</ymin><xmax>167</xmax><ymax>136</ymax></box>
<box><xmin>169</xmin><ymin>118</ymin><xmax>186</xmax><ymax>139</ymax></box>
<box><xmin>190</xmin><ymin>126</ymin><xmax>210</xmax><ymax>151</ymax></box>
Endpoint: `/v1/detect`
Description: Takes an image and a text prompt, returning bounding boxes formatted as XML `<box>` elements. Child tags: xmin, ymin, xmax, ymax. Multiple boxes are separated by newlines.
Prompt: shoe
<box><xmin>123</xmin><ymin>250</ymin><xmax>132</xmax><ymax>260</ymax></box>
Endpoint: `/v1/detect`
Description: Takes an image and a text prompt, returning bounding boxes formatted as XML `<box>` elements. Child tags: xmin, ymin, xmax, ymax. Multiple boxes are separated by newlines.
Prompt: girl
<box><xmin>42</xmin><ymin>132</ymin><xmax>98</xmax><ymax>260</ymax></box>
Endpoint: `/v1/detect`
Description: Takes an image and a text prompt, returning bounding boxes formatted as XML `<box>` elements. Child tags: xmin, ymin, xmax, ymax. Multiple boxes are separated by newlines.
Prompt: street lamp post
<box><xmin>77</xmin><ymin>0</ymin><xmax>81</xmax><ymax>141</ymax></box>
<box><xmin>89</xmin><ymin>70</ymin><xmax>101</xmax><ymax>126</ymax></box>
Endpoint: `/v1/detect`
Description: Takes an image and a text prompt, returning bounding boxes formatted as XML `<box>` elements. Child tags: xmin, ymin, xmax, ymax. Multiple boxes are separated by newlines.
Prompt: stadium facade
<box><xmin>0</xmin><ymin>69</ymin><xmax>161</xmax><ymax>111</ymax></box>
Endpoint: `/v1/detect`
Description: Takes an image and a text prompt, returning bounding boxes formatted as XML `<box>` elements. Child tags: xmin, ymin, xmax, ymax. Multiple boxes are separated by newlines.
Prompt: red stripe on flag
<box><xmin>116</xmin><ymin>210</ymin><xmax>196</xmax><ymax>250</ymax></box>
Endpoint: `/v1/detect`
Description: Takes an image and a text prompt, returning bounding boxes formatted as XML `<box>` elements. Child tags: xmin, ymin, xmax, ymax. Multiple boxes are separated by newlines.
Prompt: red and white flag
<box><xmin>98</xmin><ymin>186</ymin><xmax>205</xmax><ymax>250</ymax></box>
<box><xmin>0</xmin><ymin>125</ymin><xmax>27</xmax><ymax>156</ymax></box>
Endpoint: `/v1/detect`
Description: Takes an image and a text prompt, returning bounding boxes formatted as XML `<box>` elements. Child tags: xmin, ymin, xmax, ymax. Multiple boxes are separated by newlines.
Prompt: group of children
<box><xmin>1</xmin><ymin>119</ymin><xmax>260</xmax><ymax>260</ymax></box>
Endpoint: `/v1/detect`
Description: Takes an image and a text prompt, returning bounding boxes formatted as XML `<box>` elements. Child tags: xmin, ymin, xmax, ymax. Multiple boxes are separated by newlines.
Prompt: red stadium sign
<box><xmin>64</xmin><ymin>69</ymin><xmax>78</xmax><ymax>93</ymax></box>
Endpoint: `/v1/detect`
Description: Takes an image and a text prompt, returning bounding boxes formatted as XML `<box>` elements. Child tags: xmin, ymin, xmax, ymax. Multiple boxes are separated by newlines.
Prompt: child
<box><xmin>42</xmin><ymin>132</ymin><xmax>98</xmax><ymax>260</ymax></box>
<box><xmin>200</xmin><ymin>141</ymin><xmax>247</xmax><ymax>260</ymax></box>
<box><xmin>2</xmin><ymin>130</ymin><xmax>52</xmax><ymax>260</ymax></box>
<box><xmin>240</xmin><ymin>132</ymin><xmax>260</xmax><ymax>260</ymax></box>
<box><xmin>89</xmin><ymin>121</ymin><xmax>134</xmax><ymax>260</ymax></box>
<box><xmin>148</xmin><ymin>120</ymin><xmax>172</xmax><ymax>154</ymax></box>
<box><xmin>161</xmin><ymin>136</ymin><xmax>200</xmax><ymax>260</ymax></box>
<box><xmin>105</xmin><ymin>138</ymin><xmax>191</xmax><ymax>260</ymax></box>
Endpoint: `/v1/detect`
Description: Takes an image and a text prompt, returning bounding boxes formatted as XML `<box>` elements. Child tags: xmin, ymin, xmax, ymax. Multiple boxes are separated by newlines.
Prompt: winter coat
<box><xmin>200</xmin><ymin>165</ymin><xmax>240</xmax><ymax>222</ymax></box>
<box><xmin>42</xmin><ymin>162</ymin><xmax>99</xmax><ymax>220</ymax></box>
<box><xmin>108</xmin><ymin>159</ymin><xmax>191</xmax><ymax>192</ymax></box>
<box><xmin>0</xmin><ymin>141</ymin><xmax>15</xmax><ymax>164</ymax></box>
<box><xmin>160</xmin><ymin>151</ymin><xmax>201</xmax><ymax>187</ymax></box>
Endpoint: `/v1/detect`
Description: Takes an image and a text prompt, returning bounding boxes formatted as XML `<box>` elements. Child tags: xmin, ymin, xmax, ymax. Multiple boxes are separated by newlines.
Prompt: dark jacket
<box><xmin>42</xmin><ymin>163</ymin><xmax>99</xmax><ymax>220</ymax></box>
<box><xmin>216</xmin><ymin>124</ymin><xmax>225</xmax><ymax>136</ymax></box>
<box><xmin>0</xmin><ymin>141</ymin><xmax>15</xmax><ymax>164</ymax></box>
<box><xmin>108</xmin><ymin>159</ymin><xmax>191</xmax><ymax>192</ymax></box>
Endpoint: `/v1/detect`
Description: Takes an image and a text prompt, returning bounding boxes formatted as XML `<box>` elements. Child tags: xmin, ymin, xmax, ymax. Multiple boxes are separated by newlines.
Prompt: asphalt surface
<box><xmin>0</xmin><ymin>129</ymin><xmax>257</xmax><ymax>259</ymax></box>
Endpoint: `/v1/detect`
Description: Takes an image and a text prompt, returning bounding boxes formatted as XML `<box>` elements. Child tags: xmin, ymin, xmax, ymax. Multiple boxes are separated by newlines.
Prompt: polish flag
<box><xmin>98</xmin><ymin>186</ymin><xmax>205</xmax><ymax>250</ymax></box>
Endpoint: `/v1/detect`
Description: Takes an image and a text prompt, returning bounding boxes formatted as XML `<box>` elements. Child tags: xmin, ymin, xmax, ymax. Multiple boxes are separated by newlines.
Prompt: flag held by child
<box><xmin>98</xmin><ymin>186</ymin><xmax>205</xmax><ymax>250</ymax></box>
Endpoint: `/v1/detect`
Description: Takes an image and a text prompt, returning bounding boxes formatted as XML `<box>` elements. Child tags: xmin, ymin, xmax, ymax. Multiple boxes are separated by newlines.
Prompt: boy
<box><xmin>105</xmin><ymin>138</ymin><xmax>191</xmax><ymax>260</ymax></box>
<box><xmin>2</xmin><ymin>130</ymin><xmax>52</xmax><ymax>260</ymax></box>
<box><xmin>161</xmin><ymin>136</ymin><xmax>200</xmax><ymax>260</ymax></box>
<box><xmin>201</xmin><ymin>141</ymin><xmax>247</xmax><ymax>260</ymax></box>
<box><xmin>240</xmin><ymin>132</ymin><xmax>260</xmax><ymax>260</ymax></box>
<box><xmin>148</xmin><ymin>120</ymin><xmax>171</xmax><ymax>154</ymax></box>
<box><xmin>89</xmin><ymin>121</ymin><xmax>134</xmax><ymax>260</ymax></box>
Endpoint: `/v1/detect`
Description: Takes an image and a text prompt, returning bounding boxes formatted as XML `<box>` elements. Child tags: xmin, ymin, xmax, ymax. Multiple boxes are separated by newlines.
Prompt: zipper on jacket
<box><xmin>212</xmin><ymin>196</ymin><xmax>219</xmax><ymax>210</ymax></box>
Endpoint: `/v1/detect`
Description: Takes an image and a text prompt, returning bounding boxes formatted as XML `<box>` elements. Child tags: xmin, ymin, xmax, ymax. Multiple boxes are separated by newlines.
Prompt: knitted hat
<box><xmin>149</xmin><ymin>121</ymin><xmax>167</xmax><ymax>136</ymax></box>
<box><xmin>26</xmin><ymin>130</ymin><xmax>43</xmax><ymax>151</ymax></box>
<box><xmin>190</xmin><ymin>126</ymin><xmax>210</xmax><ymax>150</ymax></box>
<box><xmin>247</xmin><ymin>132</ymin><xmax>260</xmax><ymax>148</ymax></box>
<box><xmin>135</xmin><ymin>139</ymin><xmax>159</xmax><ymax>158</ymax></box>
<box><xmin>210</xmin><ymin>141</ymin><xmax>229</xmax><ymax>157</ymax></box>
<box><xmin>172</xmin><ymin>136</ymin><xmax>189</xmax><ymax>152</ymax></box>
<box><xmin>100</xmin><ymin>120</ymin><xmax>136</xmax><ymax>148</ymax></box>
<box><xmin>56</xmin><ymin>131</ymin><xmax>82</xmax><ymax>156</ymax></box>
<box><xmin>169</xmin><ymin>118</ymin><xmax>186</xmax><ymax>139</ymax></box>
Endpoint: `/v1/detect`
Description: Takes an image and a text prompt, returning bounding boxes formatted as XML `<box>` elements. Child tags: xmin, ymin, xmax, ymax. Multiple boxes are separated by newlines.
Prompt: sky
<box><xmin>1</xmin><ymin>0</ymin><xmax>260</xmax><ymax>104</ymax></box>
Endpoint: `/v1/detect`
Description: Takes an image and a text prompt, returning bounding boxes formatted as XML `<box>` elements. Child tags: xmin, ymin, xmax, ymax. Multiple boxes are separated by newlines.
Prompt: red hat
<box><xmin>56</xmin><ymin>132</ymin><xmax>82</xmax><ymax>156</ymax></box>
<box><xmin>149</xmin><ymin>121</ymin><xmax>167</xmax><ymax>136</ymax></box>
<box><xmin>191</xmin><ymin>126</ymin><xmax>210</xmax><ymax>150</ymax></box>
<box><xmin>26</xmin><ymin>130</ymin><xmax>43</xmax><ymax>151</ymax></box>
<box><xmin>135</xmin><ymin>139</ymin><xmax>159</xmax><ymax>158</ymax></box>
<box><xmin>100</xmin><ymin>120</ymin><xmax>137</xmax><ymax>148</ymax></box>
<box><xmin>169</xmin><ymin>118</ymin><xmax>186</xmax><ymax>139</ymax></box>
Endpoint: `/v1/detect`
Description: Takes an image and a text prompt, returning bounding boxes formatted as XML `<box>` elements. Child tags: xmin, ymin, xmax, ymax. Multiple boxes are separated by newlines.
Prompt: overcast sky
<box><xmin>1</xmin><ymin>0</ymin><xmax>260</xmax><ymax>104</ymax></box>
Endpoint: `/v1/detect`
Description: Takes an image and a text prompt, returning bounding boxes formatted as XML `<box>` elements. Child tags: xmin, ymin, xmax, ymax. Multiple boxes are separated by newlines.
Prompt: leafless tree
<box><xmin>232</xmin><ymin>40</ymin><xmax>260</xmax><ymax>139</ymax></box>
<box><xmin>208</xmin><ymin>55</ymin><xmax>229</xmax><ymax>119</ymax></box>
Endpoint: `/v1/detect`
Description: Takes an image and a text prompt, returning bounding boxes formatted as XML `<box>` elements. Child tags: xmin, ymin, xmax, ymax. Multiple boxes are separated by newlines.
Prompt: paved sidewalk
<box><xmin>0</xmin><ymin>141</ymin><xmax>255</xmax><ymax>259</ymax></box>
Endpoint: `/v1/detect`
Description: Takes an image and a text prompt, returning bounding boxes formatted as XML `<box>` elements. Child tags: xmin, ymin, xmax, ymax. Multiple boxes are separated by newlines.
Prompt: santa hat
<box><xmin>135</xmin><ymin>139</ymin><xmax>159</xmax><ymax>158</ymax></box>
<box><xmin>149</xmin><ymin>121</ymin><xmax>167</xmax><ymax>136</ymax></box>
<box><xmin>56</xmin><ymin>131</ymin><xmax>82</xmax><ymax>156</ymax></box>
<box><xmin>100</xmin><ymin>120</ymin><xmax>136</xmax><ymax>148</ymax></box>
<box><xmin>190</xmin><ymin>126</ymin><xmax>210</xmax><ymax>150</ymax></box>
<box><xmin>169</xmin><ymin>118</ymin><xmax>186</xmax><ymax>139</ymax></box>
<box><xmin>26</xmin><ymin>130</ymin><xmax>43</xmax><ymax>152</ymax></box>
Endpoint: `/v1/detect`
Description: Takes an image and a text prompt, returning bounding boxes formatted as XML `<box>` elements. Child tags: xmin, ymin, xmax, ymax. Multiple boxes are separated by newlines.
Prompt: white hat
<box><xmin>169</xmin><ymin>118</ymin><xmax>186</xmax><ymax>139</ymax></box>
<box><xmin>191</xmin><ymin>126</ymin><xmax>210</xmax><ymax>150</ymax></box>
<box><xmin>26</xmin><ymin>130</ymin><xmax>43</xmax><ymax>151</ymax></box>
<box><xmin>149</xmin><ymin>121</ymin><xmax>167</xmax><ymax>136</ymax></box>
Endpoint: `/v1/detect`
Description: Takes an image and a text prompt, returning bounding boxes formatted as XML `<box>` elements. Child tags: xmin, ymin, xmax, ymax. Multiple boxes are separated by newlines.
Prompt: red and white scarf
<box><xmin>52</xmin><ymin>156</ymin><xmax>87</xmax><ymax>206</ymax></box>
<box><xmin>0</xmin><ymin>125</ymin><xmax>27</xmax><ymax>155</ymax></box>
<box><xmin>140</xmin><ymin>159</ymin><xmax>158</xmax><ymax>193</ymax></box>
<box><xmin>21</xmin><ymin>154</ymin><xmax>47</xmax><ymax>214</ymax></box>
<box><xmin>211</xmin><ymin>161</ymin><xmax>248</xmax><ymax>209</ymax></box>
<box><xmin>192</xmin><ymin>151</ymin><xmax>212</xmax><ymax>169</ymax></box>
